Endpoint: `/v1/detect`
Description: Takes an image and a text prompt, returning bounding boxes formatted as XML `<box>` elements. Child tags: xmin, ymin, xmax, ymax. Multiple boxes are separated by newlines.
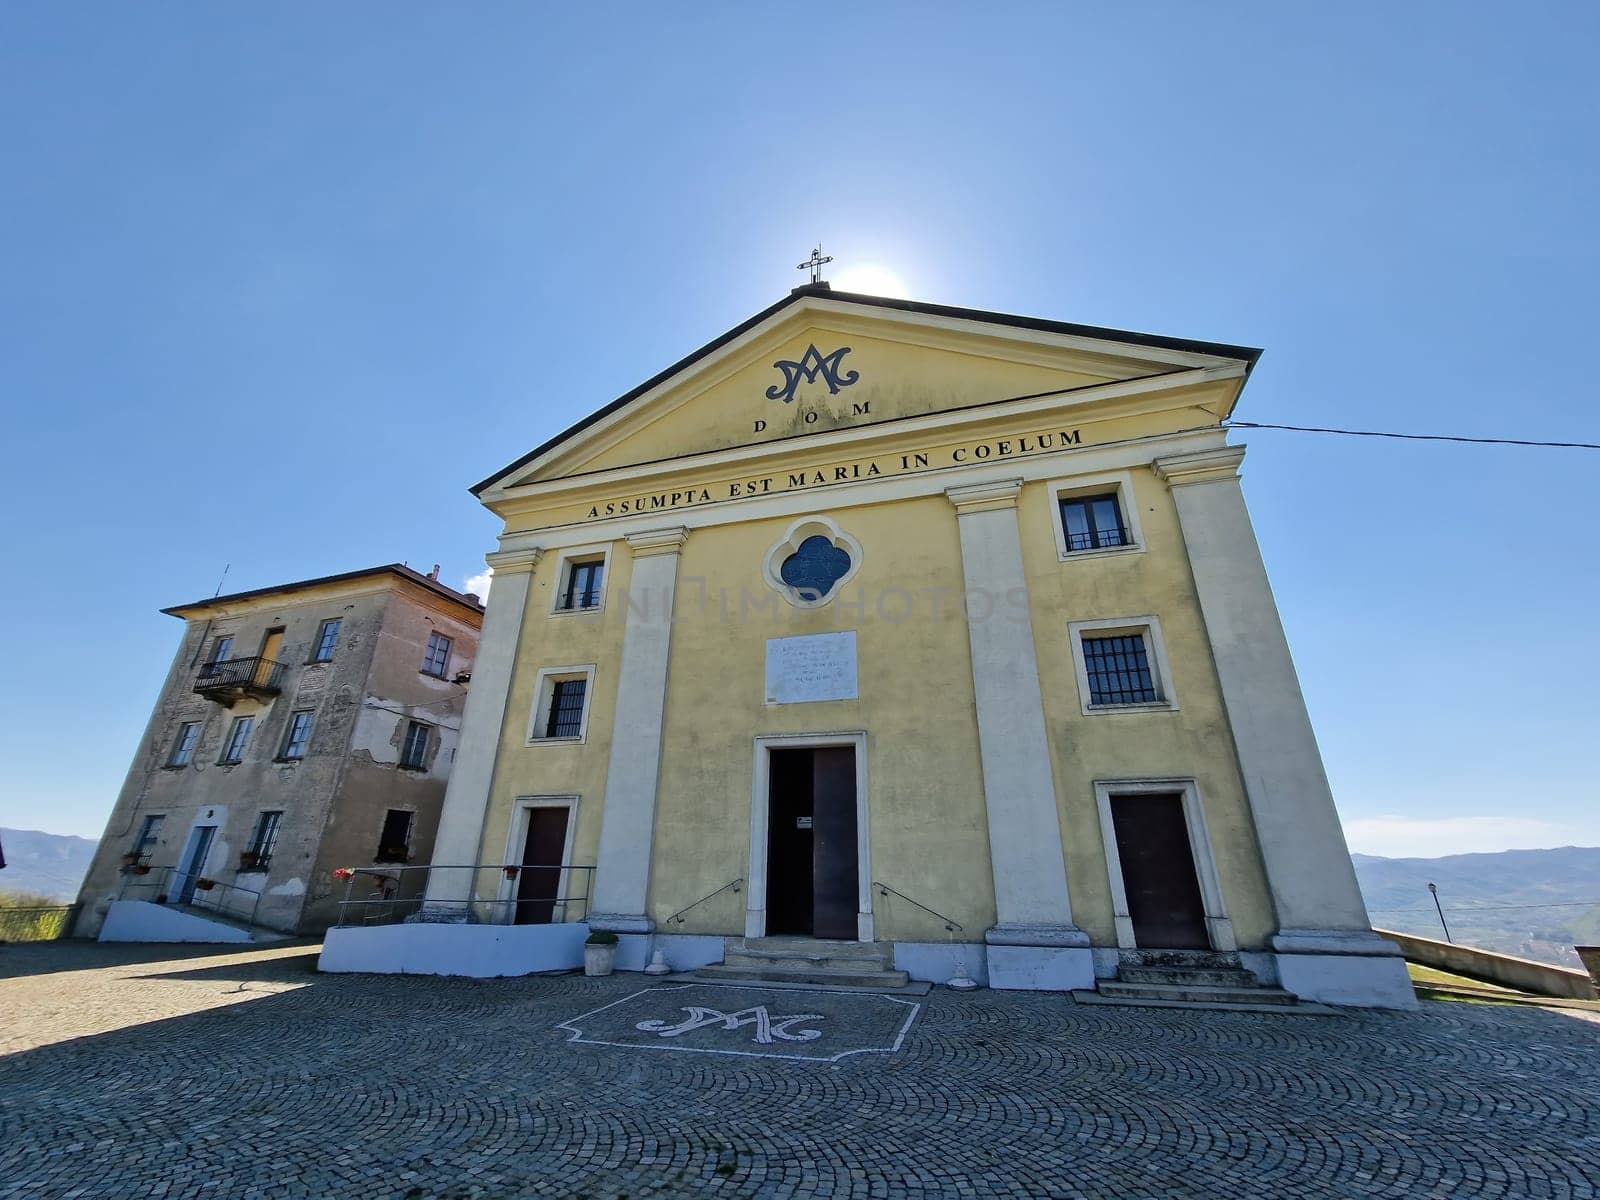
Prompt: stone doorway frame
<box><xmin>1093</xmin><ymin>778</ymin><xmax>1236</xmax><ymax>952</ymax></box>
<box><xmin>746</xmin><ymin>731</ymin><xmax>872</xmax><ymax>942</ymax></box>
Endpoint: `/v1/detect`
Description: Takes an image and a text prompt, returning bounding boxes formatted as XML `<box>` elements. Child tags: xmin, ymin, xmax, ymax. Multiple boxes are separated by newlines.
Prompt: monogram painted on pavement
<box><xmin>766</xmin><ymin>344</ymin><xmax>859</xmax><ymax>404</ymax></box>
<box><xmin>636</xmin><ymin>1005</ymin><xmax>824</xmax><ymax>1045</ymax></box>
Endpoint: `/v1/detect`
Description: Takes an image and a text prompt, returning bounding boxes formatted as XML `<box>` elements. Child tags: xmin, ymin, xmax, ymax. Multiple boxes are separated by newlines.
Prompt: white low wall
<box><xmin>1377</xmin><ymin>928</ymin><xmax>1597</xmax><ymax>1000</ymax></box>
<box><xmin>894</xmin><ymin>942</ymin><xmax>989</xmax><ymax>986</ymax></box>
<box><xmin>320</xmin><ymin>922</ymin><xmax>589</xmax><ymax>977</ymax></box>
<box><xmin>319</xmin><ymin>925</ymin><xmax>730</xmax><ymax>978</ymax></box>
<box><xmin>99</xmin><ymin>900</ymin><xmax>255</xmax><ymax>944</ymax></box>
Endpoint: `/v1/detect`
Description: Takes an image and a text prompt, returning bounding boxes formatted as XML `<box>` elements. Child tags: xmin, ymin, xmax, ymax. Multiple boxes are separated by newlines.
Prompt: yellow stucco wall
<box><xmin>474</xmin><ymin>462</ymin><xmax>1275</xmax><ymax>949</ymax></box>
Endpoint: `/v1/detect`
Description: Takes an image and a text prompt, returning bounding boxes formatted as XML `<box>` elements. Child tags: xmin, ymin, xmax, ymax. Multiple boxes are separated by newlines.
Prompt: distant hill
<box><xmin>1353</xmin><ymin>846</ymin><xmax>1600</xmax><ymax>969</ymax></box>
<box><xmin>0</xmin><ymin>828</ymin><xmax>97</xmax><ymax>902</ymax></box>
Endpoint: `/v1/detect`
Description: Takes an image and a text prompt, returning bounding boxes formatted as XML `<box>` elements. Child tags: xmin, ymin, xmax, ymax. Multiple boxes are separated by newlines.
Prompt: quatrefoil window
<box><xmin>762</xmin><ymin>517</ymin><xmax>863</xmax><ymax>609</ymax></box>
<box><xmin>780</xmin><ymin>536</ymin><xmax>852</xmax><ymax>600</ymax></box>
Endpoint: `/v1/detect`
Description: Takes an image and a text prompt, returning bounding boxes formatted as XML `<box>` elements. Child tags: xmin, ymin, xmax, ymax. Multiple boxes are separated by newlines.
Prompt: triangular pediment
<box><xmin>477</xmin><ymin>290</ymin><xmax>1258</xmax><ymax>497</ymax></box>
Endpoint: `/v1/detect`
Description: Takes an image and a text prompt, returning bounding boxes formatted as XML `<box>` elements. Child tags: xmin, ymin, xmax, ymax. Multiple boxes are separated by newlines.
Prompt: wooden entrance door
<box><xmin>764</xmin><ymin>747</ymin><xmax>858</xmax><ymax>939</ymax></box>
<box><xmin>175</xmin><ymin>825</ymin><xmax>216</xmax><ymax>904</ymax></box>
<box><xmin>1110</xmin><ymin>792</ymin><xmax>1210</xmax><ymax>949</ymax></box>
<box><xmin>810</xmin><ymin>748</ymin><xmax>859</xmax><ymax>940</ymax></box>
<box><xmin>515</xmin><ymin>806</ymin><xmax>570</xmax><ymax>925</ymax></box>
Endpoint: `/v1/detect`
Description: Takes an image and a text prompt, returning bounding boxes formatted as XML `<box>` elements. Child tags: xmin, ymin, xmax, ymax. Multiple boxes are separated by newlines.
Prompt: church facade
<box><xmin>413</xmin><ymin>285</ymin><xmax>1413</xmax><ymax>1008</ymax></box>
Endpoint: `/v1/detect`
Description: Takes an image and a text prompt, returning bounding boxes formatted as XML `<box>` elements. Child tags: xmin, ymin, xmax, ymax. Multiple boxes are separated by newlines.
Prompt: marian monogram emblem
<box><xmin>635</xmin><ymin>1005</ymin><xmax>824</xmax><ymax>1045</ymax></box>
<box><xmin>765</xmin><ymin>344</ymin><xmax>859</xmax><ymax>404</ymax></box>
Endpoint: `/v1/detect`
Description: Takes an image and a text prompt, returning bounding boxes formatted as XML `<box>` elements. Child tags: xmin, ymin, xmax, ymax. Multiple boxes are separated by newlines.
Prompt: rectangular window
<box><xmin>545</xmin><ymin>679</ymin><xmax>587</xmax><ymax>738</ymax></box>
<box><xmin>202</xmin><ymin>636</ymin><xmax>234</xmax><ymax>673</ymax></box>
<box><xmin>1059</xmin><ymin>493</ymin><xmax>1128</xmax><ymax>553</ymax></box>
<box><xmin>421</xmin><ymin>632</ymin><xmax>452</xmax><ymax>677</ymax></box>
<box><xmin>168</xmin><ymin>722</ymin><xmax>202</xmax><ymax>767</ymax></box>
<box><xmin>242</xmin><ymin>811</ymin><xmax>282</xmax><ymax>870</ymax></box>
<box><xmin>220</xmin><ymin>715</ymin><xmax>254</xmax><ymax>764</ymax></box>
<box><xmin>130</xmin><ymin>814</ymin><xmax>163</xmax><ymax>863</ymax></box>
<box><xmin>399</xmin><ymin>720</ymin><xmax>430</xmax><ymax>770</ymax></box>
<box><xmin>558</xmin><ymin>559</ymin><xmax>605</xmax><ymax>611</ymax></box>
<box><xmin>375</xmin><ymin>810</ymin><xmax>414</xmax><ymax>863</ymax></box>
<box><xmin>279</xmin><ymin>710</ymin><xmax>314</xmax><ymax>760</ymax></box>
<box><xmin>311</xmin><ymin>619</ymin><xmax>341</xmax><ymax>663</ymax></box>
<box><xmin>1081</xmin><ymin>634</ymin><xmax>1160</xmax><ymax>706</ymax></box>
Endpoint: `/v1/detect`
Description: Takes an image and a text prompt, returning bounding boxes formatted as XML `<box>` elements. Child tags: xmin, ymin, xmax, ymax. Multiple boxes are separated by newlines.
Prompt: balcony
<box><xmin>194</xmin><ymin>657</ymin><xmax>284</xmax><ymax>706</ymax></box>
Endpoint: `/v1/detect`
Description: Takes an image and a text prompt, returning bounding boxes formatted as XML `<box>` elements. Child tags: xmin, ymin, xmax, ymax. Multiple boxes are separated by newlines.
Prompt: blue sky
<box><xmin>2</xmin><ymin>4</ymin><xmax>1595</xmax><ymax>855</ymax></box>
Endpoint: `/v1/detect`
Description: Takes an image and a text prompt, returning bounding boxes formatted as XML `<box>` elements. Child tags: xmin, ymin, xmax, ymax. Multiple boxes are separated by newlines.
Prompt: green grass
<box><xmin>0</xmin><ymin>892</ymin><xmax>75</xmax><ymax>943</ymax></box>
<box><xmin>1405</xmin><ymin>962</ymin><xmax>1520</xmax><ymax>993</ymax></box>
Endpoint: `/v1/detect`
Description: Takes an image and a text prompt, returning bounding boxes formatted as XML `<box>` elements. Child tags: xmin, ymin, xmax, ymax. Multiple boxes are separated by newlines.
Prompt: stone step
<box><xmin>729</xmin><ymin>937</ymin><xmax>889</xmax><ymax>961</ymax></box>
<box><xmin>1117</xmin><ymin>965</ymin><xmax>1259</xmax><ymax>987</ymax></box>
<box><xmin>1074</xmin><ymin>992</ymin><xmax>1336</xmax><ymax>1015</ymax></box>
<box><xmin>1096</xmin><ymin>981</ymin><xmax>1302</xmax><ymax>1006</ymax></box>
<box><xmin>694</xmin><ymin>963</ymin><xmax>912</xmax><ymax>990</ymax></box>
<box><xmin>723</xmin><ymin>948</ymin><xmax>894</xmax><ymax>971</ymax></box>
<box><xmin>1117</xmin><ymin>949</ymin><xmax>1242</xmax><ymax>971</ymax></box>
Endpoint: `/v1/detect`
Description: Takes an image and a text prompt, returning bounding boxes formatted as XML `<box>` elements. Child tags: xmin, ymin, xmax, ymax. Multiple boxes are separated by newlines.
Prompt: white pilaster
<box><xmin>587</xmin><ymin>527</ymin><xmax>689</xmax><ymax>933</ymax></box>
<box><xmin>1154</xmin><ymin>447</ymin><xmax>1414</xmax><ymax>1008</ymax></box>
<box><xmin>423</xmin><ymin>548</ymin><xmax>542</xmax><ymax>910</ymax></box>
<box><xmin>947</xmin><ymin>480</ymin><xmax>1093</xmax><ymax>990</ymax></box>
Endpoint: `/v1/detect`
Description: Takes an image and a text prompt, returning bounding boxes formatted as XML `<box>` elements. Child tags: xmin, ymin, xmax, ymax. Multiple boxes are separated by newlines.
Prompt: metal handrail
<box><xmin>664</xmin><ymin>878</ymin><xmax>743</xmax><ymax>927</ymax></box>
<box><xmin>120</xmin><ymin>867</ymin><xmax>265</xmax><ymax>928</ymax></box>
<box><xmin>872</xmin><ymin>881</ymin><xmax>964</xmax><ymax>932</ymax></box>
<box><xmin>332</xmin><ymin>862</ymin><xmax>596</xmax><ymax>927</ymax></box>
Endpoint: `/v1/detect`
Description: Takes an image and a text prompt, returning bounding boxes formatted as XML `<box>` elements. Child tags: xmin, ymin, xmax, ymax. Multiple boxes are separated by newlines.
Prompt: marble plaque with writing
<box><xmin>765</xmin><ymin>631</ymin><xmax>858</xmax><ymax>705</ymax></box>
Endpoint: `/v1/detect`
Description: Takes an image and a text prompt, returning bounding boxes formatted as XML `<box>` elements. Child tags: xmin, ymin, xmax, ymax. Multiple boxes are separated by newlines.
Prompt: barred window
<box><xmin>312</xmin><ymin>619</ymin><xmax>341</xmax><ymax>662</ymax></box>
<box><xmin>545</xmin><ymin>679</ymin><xmax>587</xmax><ymax>739</ymax></box>
<box><xmin>400</xmin><ymin>720</ymin><xmax>430</xmax><ymax>769</ymax></box>
<box><xmin>1081</xmin><ymin>634</ymin><xmax>1160</xmax><ymax>706</ymax></box>
<box><xmin>558</xmin><ymin>560</ymin><xmax>605</xmax><ymax>611</ymax></box>
<box><xmin>279</xmin><ymin>711</ymin><xmax>314</xmax><ymax>760</ymax></box>
<box><xmin>168</xmin><ymin>722</ymin><xmax>202</xmax><ymax>767</ymax></box>
<box><xmin>1059</xmin><ymin>493</ymin><xmax>1128</xmax><ymax>553</ymax></box>
<box><xmin>422</xmin><ymin>632</ymin><xmax>452</xmax><ymax>677</ymax></box>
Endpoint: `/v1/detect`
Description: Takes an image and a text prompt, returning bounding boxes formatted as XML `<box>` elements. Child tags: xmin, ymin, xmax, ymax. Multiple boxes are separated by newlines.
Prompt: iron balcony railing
<box><xmin>194</xmin><ymin>656</ymin><xmax>285</xmax><ymax>700</ymax></box>
<box><xmin>332</xmin><ymin>862</ymin><xmax>596</xmax><ymax>928</ymax></box>
<box><xmin>1063</xmin><ymin>526</ymin><xmax>1131</xmax><ymax>552</ymax></box>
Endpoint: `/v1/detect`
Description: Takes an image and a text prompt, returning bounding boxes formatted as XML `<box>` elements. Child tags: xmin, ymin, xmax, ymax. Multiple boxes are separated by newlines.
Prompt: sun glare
<box><xmin>829</xmin><ymin>263</ymin><xmax>910</xmax><ymax>299</ymax></box>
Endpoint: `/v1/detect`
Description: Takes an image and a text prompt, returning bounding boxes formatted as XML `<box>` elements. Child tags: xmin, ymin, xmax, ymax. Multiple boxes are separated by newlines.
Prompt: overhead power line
<box><xmin>1227</xmin><ymin>420</ymin><xmax>1600</xmax><ymax>451</ymax></box>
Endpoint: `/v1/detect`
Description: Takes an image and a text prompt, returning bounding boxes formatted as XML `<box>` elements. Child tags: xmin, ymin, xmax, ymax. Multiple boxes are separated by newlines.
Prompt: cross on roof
<box><xmin>798</xmin><ymin>245</ymin><xmax>833</xmax><ymax>284</ymax></box>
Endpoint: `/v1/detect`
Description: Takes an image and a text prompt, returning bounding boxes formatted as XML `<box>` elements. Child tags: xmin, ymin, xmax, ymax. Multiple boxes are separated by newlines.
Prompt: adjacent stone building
<box><xmin>75</xmin><ymin>564</ymin><xmax>483</xmax><ymax>939</ymax></box>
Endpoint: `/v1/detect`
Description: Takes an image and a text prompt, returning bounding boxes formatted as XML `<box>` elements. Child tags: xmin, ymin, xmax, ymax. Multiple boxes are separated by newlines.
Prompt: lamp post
<box><xmin>1427</xmin><ymin>881</ymin><xmax>1452</xmax><ymax>943</ymax></box>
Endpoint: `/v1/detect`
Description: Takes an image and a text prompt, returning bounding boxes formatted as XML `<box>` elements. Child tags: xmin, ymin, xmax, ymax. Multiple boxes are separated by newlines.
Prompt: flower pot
<box><xmin>503</xmin><ymin>866</ymin><xmax>520</xmax><ymax>881</ymax></box>
<box><xmin>584</xmin><ymin>942</ymin><xmax>617</xmax><ymax>977</ymax></box>
<box><xmin>130</xmin><ymin>864</ymin><xmax>151</xmax><ymax>876</ymax></box>
<box><xmin>194</xmin><ymin>879</ymin><xmax>216</xmax><ymax>892</ymax></box>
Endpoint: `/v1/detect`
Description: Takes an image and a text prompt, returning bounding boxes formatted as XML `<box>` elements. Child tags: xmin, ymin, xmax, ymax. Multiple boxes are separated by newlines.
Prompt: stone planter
<box><xmin>584</xmin><ymin>942</ymin><xmax>617</xmax><ymax>977</ymax></box>
<box><xmin>1576</xmin><ymin>946</ymin><xmax>1600</xmax><ymax>990</ymax></box>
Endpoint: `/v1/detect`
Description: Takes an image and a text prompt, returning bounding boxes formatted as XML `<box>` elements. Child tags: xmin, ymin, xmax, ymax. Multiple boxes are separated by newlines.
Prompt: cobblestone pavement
<box><xmin>2</xmin><ymin>941</ymin><xmax>1596</xmax><ymax>1199</ymax></box>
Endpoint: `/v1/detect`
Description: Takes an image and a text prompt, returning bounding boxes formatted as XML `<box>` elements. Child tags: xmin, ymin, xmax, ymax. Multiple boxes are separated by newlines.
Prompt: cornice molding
<box><xmin>485</xmin><ymin>547</ymin><xmax>544</xmax><ymax>574</ymax></box>
<box><xmin>946</xmin><ymin>478</ymin><xmax>1023</xmax><ymax>514</ymax></box>
<box><xmin>625</xmin><ymin>526</ymin><xmax>691</xmax><ymax>556</ymax></box>
<box><xmin>1152</xmin><ymin>445</ymin><xmax>1247</xmax><ymax>488</ymax></box>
